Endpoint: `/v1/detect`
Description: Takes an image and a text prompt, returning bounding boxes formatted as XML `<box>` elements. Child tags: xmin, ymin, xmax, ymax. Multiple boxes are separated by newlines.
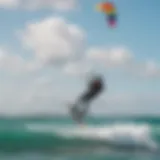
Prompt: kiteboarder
<box><xmin>70</xmin><ymin>74</ymin><xmax>105</xmax><ymax>124</ymax></box>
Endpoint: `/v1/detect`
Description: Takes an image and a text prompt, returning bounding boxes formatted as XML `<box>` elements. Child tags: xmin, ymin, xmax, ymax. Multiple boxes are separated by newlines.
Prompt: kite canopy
<box><xmin>96</xmin><ymin>1</ymin><xmax>117</xmax><ymax>28</ymax></box>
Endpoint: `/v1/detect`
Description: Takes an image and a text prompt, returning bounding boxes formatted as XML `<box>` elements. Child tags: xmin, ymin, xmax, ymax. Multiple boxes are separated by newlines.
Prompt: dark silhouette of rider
<box><xmin>80</xmin><ymin>75</ymin><xmax>104</xmax><ymax>103</ymax></box>
<box><xmin>71</xmin><ymin>75</ymin><xmax>105</xmax><ymax>123</ymax></box>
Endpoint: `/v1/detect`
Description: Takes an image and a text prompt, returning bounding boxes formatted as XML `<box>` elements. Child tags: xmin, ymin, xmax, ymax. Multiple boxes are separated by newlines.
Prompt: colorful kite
<box><xmin>96</xmin><ymin>1</ymin><xmax>117</xmax><ymax>28</ymax></box>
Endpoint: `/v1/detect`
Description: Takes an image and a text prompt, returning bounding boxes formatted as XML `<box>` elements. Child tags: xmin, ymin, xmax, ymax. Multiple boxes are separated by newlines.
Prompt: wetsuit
<box><xmin>80</xmin><ymin>77</ymin><xmax>104</xmax><ymax>103</ymax></box>
<box><xmin>70</xmin><ymin>76</ymin><xmax>104</xmax><ymax>123</ymax></box>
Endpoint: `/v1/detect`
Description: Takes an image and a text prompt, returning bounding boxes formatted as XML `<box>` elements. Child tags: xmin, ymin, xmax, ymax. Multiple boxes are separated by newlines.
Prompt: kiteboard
<box><xmin>68</xmin><ymin>102</ymin><xmax>87</xmax><ymax>127</ymax></box>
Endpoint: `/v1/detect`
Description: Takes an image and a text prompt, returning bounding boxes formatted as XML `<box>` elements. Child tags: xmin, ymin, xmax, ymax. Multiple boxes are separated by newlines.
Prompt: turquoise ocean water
<box><xmin>0</xmin><ymin>116</ymin><xmax>160</xmax><ymax>160</ymax></box>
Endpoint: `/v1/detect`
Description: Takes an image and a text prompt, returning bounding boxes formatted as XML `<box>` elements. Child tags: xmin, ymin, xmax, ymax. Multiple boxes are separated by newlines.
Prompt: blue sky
<box><xmin>0</xmin><ymin>0</ymin><xmax>160</xmax><ymax>116</ymax></box>
<box><xmin>1</xmin><ymin>0</ymin><xmax>160</xmax><ymax>57</ymax></box>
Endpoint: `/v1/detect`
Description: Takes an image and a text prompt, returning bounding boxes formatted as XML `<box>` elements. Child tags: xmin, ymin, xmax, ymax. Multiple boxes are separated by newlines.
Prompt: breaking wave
<box><xmin>0</xmin><ymin>122</ymin><xmax>157</xmax><ymax>153</ymax></box>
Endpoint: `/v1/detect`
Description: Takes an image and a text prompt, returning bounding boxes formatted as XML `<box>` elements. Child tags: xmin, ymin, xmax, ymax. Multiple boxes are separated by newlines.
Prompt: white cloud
<box><xmin>0</xmin><ymin>0</ymin><xmax>19</xmax><ymax>8</ymax></box>
<box><xmin>144</xmin><ymin>60</ymin><xmax>160</xmax><ymax>77</ymax></box>
<box><xmin>19</xmin><ymin>17</ymin><xmax>85</xmax><ymax>67</ymax></box>
<box><xmin>0</xmin><ymin>0</ymin><xmax>78</xmax><ymax>11</ymax></box>
<box><xmin>0</xmin><ymin>48</ymin><xmax>24</xmax><ymax>73</ymax></box>
<box><xmin>0</xmin><ymin>71</ymin><xmax>160</xmax><ymax>116</ymax></box>
<box><xmin>86</xmin><ymin>47</ymin><xmax>133</xmax><ymax>69</ymax></box>
<box><xmin>2</xmin><ymin>14</ymin><xmax>160</xmax><ymax>79</ymax></box>
<box><xmin>90</xmin><ymin>92</ymin><xmax>160</xmax><ymax>115</ymax></box>
<box><xmin>134</xmin><ymin>60</ymin><xmax>160</xmax><ymax>78</ymax></box>
<box><xmin>63</xmin><ymin>61</ymin><xmax>92</xmax><ymax>77</ymax></box>
<box><xmin>0</xmin><ymin>15</ymin><xmax>159</xmax><ymax>116</ymax></box>
<box><xmin>63</xmin><ymin>46</ymin><xmax>135</xmax><ymax>77</ymax></box>
<box><xmin>16</xmin><ymin>16</ymin><xmax>160</xmax><ymax>78</ymax></box>
<box><xmin>0</xmin><ymin>48</ymin><xmax>43</xmax><ymax>74</ymax></box>
<box><xmin>86</xmin><ymin>46</ymin><xmax>160</xmax><ymax>78</ymax></box>
<box><xmin>23</xmin><ymin>0</ymin><xmax>77</xmax><ymax>11</ymax></box>
<box><xmin>0</xmin><ymin>45</ymin><xmax>159</xmax><ymax>116</ymax></box>
<box><xmin>0</xmin><ymin>74</ymin><xmax>72</xmax><ymax>116</ymax></box>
